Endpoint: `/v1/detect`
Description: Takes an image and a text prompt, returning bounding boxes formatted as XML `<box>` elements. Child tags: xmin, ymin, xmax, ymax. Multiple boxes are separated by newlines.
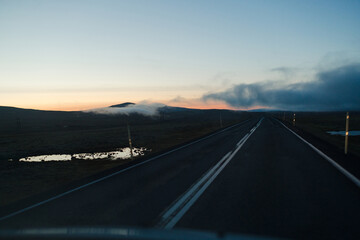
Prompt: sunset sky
<box><xmin>1</xmin><ymin>0</ymin><xmax>359</xmax><ymax>111</ymax></box>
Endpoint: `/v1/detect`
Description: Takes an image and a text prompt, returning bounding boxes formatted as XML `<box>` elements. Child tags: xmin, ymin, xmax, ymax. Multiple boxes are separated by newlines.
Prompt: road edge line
<box><xmin>277</xmin><ymin>119</ymin><xmax>360</xmax><ymax>188</ymax></box>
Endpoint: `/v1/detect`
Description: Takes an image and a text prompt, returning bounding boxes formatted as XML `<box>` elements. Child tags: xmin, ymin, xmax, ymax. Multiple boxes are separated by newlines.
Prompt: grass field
<box><xmin>272</xmin><ymin>111</ymin><xmax>360</xmax><ymax>157</ymax></box>
<box><xmin>0</xmin><ymin>106</ymin><xmax>253</xmax><ymax>207</ymax></box>
<box><xmin>4</xmin><ymin>107</ymin><xmax>358</xmax><ymax>208</ymax></box>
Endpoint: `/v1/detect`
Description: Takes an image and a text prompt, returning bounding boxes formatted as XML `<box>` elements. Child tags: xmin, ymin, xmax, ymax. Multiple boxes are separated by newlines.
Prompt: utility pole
<box><xmin>345</xmin><ymin>112</ymin><xmax>349</xmax><ymax>155</ymax></box>
<box><xmin>127</xmin><ymin>122</ymin><xmax>133</xmax><ymax>160</ymax></box>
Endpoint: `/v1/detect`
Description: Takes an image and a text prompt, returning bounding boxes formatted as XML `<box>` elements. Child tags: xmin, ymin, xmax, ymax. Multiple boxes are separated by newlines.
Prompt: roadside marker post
<box><xmin>127</xmin><ymin>123</ymin><xmax>134</xmax><ymax>159</ymax></box>
<box><xmin>345</xmin><ymin>112</ymin><xmax>349</xmax><ymax>155</ymax></box>
<box><xmin>293</xmin><ymin>113</ymin><xmax>296</xmax><ymax>126</ymax></box>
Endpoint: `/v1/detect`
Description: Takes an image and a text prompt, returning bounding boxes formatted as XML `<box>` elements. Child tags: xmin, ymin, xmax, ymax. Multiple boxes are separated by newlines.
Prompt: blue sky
<box><xmin>0</xmin><ymin>0</ymin><xmax>359</xmax><ymax>110</ymax></box>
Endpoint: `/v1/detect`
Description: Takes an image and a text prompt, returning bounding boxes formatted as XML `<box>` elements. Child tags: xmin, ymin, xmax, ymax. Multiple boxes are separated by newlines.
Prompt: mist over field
<box><xmin>84</xmin><ymin>102</ymin><xmax>165</xmax><ymax>117</ymax></box>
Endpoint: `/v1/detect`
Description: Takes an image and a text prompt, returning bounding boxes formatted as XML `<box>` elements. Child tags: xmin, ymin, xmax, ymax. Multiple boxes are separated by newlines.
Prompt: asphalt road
<box><xmin>1</xmin><ymin>117</ymin><xmax>360</xmax><ymax>239</ymax></box>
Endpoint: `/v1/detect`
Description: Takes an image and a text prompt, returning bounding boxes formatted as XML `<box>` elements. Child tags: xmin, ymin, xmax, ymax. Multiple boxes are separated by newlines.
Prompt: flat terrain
<box><xmin>1</xmin><ymin>117</ymin><xmax>360</xmax><ymax>239</ymax></box>
<box><xmin>0</xmin><ymin>106</ymin><xmax>251</xmax><ymax>206</ymax></box>
<box><xmin>272</xmin><ymin>111</ymin><xmax>360</xmax><ymax>157</ymax></box>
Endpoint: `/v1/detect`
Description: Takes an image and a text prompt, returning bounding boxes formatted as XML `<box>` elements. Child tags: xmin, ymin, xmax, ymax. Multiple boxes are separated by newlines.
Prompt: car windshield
<box><xmin>1</xmin><ymin>1</ymin><xmax>360</xmax><ymax>239</ymax></box>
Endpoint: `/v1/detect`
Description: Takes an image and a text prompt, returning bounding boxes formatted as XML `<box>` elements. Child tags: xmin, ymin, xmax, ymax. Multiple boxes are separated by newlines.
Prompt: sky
<box><xmin>0</xmin><ymin>0</ymin><xmax>359</xmax><ymax>111</ymax></box>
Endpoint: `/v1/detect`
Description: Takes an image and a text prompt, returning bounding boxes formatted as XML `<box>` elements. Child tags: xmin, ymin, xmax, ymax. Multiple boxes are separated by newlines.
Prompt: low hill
<box><xmin>0</xmin><ymin>105</ymin><xmax>247</xmax><ymax>134</ymax></box>
<box><xmin>0</xmin><ymin>104</ymin><xmax>249</xmax><ymax>162</ymax></box>
<box><xmin>109</xmin><ymin>102</ymin><xmax>135</xmax><ymax>108</ymax></box>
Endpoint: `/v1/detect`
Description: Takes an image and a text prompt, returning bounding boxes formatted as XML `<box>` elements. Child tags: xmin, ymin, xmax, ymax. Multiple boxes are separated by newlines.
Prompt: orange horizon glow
<box><xmin>3</xmin><ymin>100</ymin><xmax>269</xmax><ymax>112</ymax></box>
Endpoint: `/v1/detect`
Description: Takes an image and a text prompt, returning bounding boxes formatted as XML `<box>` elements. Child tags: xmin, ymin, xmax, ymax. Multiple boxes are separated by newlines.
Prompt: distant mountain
<box><xmin>109</xmin><ymin>102</ymin><xmax>135</xmax><ymax>108</ymax></box>
<box><xmin>0</xmin><ymin>105</ymin><xmax>249</xmax><ymax>135</ymax></box>
<box><xmin>108</xmin><ymin>102</ymin><xmax>194</xmax><ymax>113</ymax></box>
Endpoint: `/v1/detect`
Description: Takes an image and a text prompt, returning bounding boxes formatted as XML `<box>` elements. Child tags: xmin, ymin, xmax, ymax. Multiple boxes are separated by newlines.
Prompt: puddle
<box><xmin>18</xmin><ymin>147</ymin><xmax>149</xmax><ymax>162</ymax></box>
<box><xmin>327</xmin><ymin>131</ymin><xmax>360</xmax><ymax>136</ymax></box>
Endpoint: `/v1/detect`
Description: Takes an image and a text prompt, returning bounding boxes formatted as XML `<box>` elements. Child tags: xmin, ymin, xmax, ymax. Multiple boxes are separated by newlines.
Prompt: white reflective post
<box><xmin>127</xmin><ymin>123</ymin><xmax>133</xmax><ymax>159</ymax></box>
<box><xmin>293</xmin><ymin>113</ymin><xmax>296</xmax><ymax>126</ymax></box>
<box><xmin>345</xmin><ymin>112</ymin><xmax>349</xmax><ymax>155</ymax></box>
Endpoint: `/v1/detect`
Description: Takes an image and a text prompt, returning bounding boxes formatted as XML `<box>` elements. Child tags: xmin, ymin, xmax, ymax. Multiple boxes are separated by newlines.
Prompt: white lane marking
<box><xmin>159</xmin><ymin>118</ymin><xmax>263</xmax><ymax>229</ymax></box>
<box><xmin>277</xmin><ymin>119</ymin><xmax>360</xmax><ymax>188</ymax></box>
<box><xmin>161</xmin><ymin>152</ymin><xmax>232</xmax><ymax>221</ymax></box>
<box><xmin>0</xmin><ymin>119</ymin><xmax>253</xmax><ymax>222</ymax></box>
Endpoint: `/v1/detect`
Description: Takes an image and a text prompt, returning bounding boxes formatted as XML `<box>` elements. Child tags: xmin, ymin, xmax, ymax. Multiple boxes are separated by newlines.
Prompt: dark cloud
<box><xmin>203</xmin><ymin>63</ymin><xmax>360</xmax><ymax>111</ymax></box>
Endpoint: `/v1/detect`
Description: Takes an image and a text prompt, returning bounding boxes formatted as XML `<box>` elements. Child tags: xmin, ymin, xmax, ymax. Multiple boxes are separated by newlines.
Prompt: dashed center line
<box><xmin>157</xmin><ymin>118</ymin><xmax>263</xmax><ymax>229</ymax></box>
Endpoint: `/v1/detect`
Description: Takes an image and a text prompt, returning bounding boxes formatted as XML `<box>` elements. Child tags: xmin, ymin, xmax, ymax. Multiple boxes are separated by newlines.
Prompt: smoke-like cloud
<box><xmin>203</xmin><ymin>63</ymin><xmax>360</xmax><ymax>111</ymax></box>
<box><xmin>85</xmin><ymin>102</ymin><xmax>165</xmax><ymax>116</ymax></box>
<box><xmin>270</xmin><ymin>67</ymin><xmax>297</xmax><ymax>75</ymax></box>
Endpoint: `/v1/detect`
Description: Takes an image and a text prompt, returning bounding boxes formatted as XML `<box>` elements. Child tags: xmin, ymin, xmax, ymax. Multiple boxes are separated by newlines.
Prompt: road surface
<box><xmin>1</xmin><ymin>117</ymin><xmax>360</xmax><ymax>239</ymax></box>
